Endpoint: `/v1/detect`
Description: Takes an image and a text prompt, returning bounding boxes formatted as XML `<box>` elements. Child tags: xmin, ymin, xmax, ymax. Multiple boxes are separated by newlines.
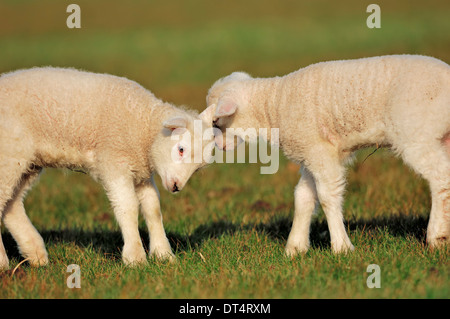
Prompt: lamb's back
<box><xmin>278</xmin><ymin>55</ymin><xmax>449</xmax><ymax>150</ymax></box>
<box><xmin>0</xmin><ymin>67</ymin><xmax>159</xmax><ymax>168</ymax></box>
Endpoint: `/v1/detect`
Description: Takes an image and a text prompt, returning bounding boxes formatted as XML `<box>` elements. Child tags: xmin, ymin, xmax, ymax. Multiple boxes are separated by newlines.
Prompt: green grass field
<box><xmin>0</xmin><ymin>0</ymin><xmax>449</xmax><ymax>299</ymax></box>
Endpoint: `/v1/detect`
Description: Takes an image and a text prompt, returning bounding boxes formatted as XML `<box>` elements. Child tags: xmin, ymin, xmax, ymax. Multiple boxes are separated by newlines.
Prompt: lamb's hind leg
<box><xmin>401</xmin><ymin>141</ymin><xmax>450</xmax><ymax>247</ymax></box>
<box><xmin>0</xmin><ymin>216</ymin><xmax>9</xmax><ymax>270</ymax></box>
<box><xmin>2</xmin><ymin>170</ymin><xmax>48</xmax><ymax>267</ymax></box>
<box><xmin>0</xmin><ymin>160</ymin><xmax>31</xmax><ymax>270</ymax></box>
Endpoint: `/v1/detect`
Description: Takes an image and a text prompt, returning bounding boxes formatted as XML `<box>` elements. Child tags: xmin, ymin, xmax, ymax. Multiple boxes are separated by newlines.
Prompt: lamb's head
<box><xmin>206</xmin><ymin>71</ymin><xmax>252</xmax><ymax>106</ymax></box>
<box><xmin>205</xmin><ymin>71</ymin><xmax>257</xmax><ymax>151</ymax></box>
<box><xmin>151</xmin><ymin>108</ymin><xmax>215</xmax><ymax>193</ymax></box>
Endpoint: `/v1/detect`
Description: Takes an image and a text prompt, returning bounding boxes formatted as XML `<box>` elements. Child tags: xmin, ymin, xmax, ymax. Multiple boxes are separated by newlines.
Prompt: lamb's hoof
<box><xmin>123</xmin><ymin>257</ymin><xmax>149</xmax><ymax>267</ymax></box>
<box><xmin>332</xmin><ymin>242</ymin><xmax>355</xmax><ymax>254</ymax></box>
<box><xmin>428</xmin><ymin>236</ymin><xmax>449</xmax><ymax>250</ymax></box>
<box><xmin>122</xmin><ymin>244</ymin><xmax>148</xmax><ymax>267</ymax></box>
<box><xmin>150</xmin><ymin>250</ymin><xmax>177</xmax><ymax>263</ymax></box>
<box><xmin>26</xmin><ymin>251</ymin><xmax>49</xmax><ymax>267</ymax></box>
<box><xmin>285</xmin><ymin>244</ymin><xmax>309</xmax><ymax>258</ymax></box>
<box><xmin>0</xmin><ymin>260</ymin><xmax>10</xmax><ymax>271</ymax></box>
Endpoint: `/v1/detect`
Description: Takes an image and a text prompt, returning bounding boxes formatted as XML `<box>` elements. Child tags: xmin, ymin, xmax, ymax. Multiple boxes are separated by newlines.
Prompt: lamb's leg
<box><xmin>285</xmin><ymin>166</ymin><xmax>318</xmax><ymax>256</ymax></box>
<box><xmin>102</xmin><ymin>174</ymin><xmax>147</xmax><ymax>266</ymax></box>
<box><xmin>2</xmin><ymin>170</ymin><xmax>48</xmax><ymax>267</ymax></box>
<box><xmin>428</xmin><ymin>185</ymin><xmax>450</xmax><ymax>247</ymax></box>
<box><xmin>307</xmin><ymin>152</ymin><xmax>354</xmax><ymax>254</ymax></box>
<box><xmin>0</xmin><ymin>199</ymin><xmax>10</xmax><ymax>270</ymax></box>
<box><xmin>0</xmin><ymin>235</ymin><xmax>7</xmax><ymax>270</ymax></box>
<box><xmin>401</xmin><ymin>142</ymin><xmax>450</xmax><ymax>247</ymax></box>
<box><xmin>1</xmin><ymin>197</ymin><xmax>12</xmax><ymax>269</ymax></box>
<box><xmin>136</xmin><ymin>176</ymin><xmax>175</xmax><ymax>262</ymax></box>
<box><xmin>0</xmin><ymin>160</ymin><xmax>30</xmax><ymax>270</ymax></box>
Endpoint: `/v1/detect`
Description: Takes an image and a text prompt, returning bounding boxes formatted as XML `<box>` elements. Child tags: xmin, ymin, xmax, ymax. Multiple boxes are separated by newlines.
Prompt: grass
<box><xmin>0</xmin><ymin>0</ymin><xmax>449</xmax><ymax>299</ymax></box>
<box><xmin>1</xmin><ymin>151</ymin><xmax>448</xmax><ymax>299</ymax></box>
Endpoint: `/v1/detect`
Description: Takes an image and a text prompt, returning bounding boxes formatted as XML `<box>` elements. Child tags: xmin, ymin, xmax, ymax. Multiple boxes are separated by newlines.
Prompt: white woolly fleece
<box><xmin>205</xmin><ymin>55</ymin><xmax>450</xmax><ymax>255</ymax></box>
<box><xmin>0</xmin><ymin>67</ymin><xmax>214</xmax><ymax>269</ymax></box>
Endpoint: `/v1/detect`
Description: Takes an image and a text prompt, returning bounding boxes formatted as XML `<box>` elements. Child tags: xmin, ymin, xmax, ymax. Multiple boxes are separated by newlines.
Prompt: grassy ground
<box><xmin>0</xmin><ymin>0</ymin><xmax>449</xmax><ymax>299</ymax></box>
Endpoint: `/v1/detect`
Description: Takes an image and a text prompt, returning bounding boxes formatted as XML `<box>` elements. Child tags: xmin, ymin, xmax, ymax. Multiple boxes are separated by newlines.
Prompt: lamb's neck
<box><xmin>245</xmin><ymin>77</ymin><xmax>283</xmax><ymax>142</ymax></box>
<box><xmin>147</xmin><ymin>101</ymin><xmax>180</xmax><ymax>126</ymax></box>
<box><xmin>137</xmin><ymin>101</ymin><xmax>179</xmax><ymax>178</ymax></box>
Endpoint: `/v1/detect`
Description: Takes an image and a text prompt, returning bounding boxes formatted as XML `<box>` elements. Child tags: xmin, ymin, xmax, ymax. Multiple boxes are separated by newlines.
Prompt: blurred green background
<box><xmin>0</xmin><ymin>0</ymin><xmax>449</xmax><ymax>299</ymax></box>
<box><xmin>1</xmin><ymin>0</ymin><xmax>449</xmax><ymax>110</ymax></box>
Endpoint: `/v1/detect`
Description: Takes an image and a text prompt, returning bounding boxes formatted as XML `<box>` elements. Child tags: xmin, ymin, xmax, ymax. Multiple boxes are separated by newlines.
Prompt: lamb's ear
<box><xmin>215</xmin><ymin>99</ymin><xmax>237</xmax><ymax>118</ymax></box>
<box><xmin>163</xmin><ymin>116</ymin><xmax>188</xmax><ymax>130</ymax></box>
<box><xmin>228</xmin><ymin>71</ymin><xmax>252</xmax><ymax>81</ymax></box>
<box><xmin>199</xmin><ymin>104</ymin><xmax>216</xmax><ymax>124</ymax></box>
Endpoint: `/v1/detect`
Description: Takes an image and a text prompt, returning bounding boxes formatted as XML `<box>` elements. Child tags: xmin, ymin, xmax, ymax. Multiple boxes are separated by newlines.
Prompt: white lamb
<box><xmin>205</xmin><ymin>55</ymin><xmax>450</xmax><ymax>256</ymax></box>
<box><xmin>0</xmin><ymin>67</ymin><xmax>215</xmax><ymax>269</ymax></box>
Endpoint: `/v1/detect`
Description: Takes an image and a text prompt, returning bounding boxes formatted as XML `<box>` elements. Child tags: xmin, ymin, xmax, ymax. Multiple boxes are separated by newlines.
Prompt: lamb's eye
<box><xmin>178</xmin><ymin>146</ymin><xmax>184</xmax><ymax>156</ymax></box>
<box><xmin>212</xmin><ymin>119</ymin><xmax>220</xmax><ymax>129</ymax></box>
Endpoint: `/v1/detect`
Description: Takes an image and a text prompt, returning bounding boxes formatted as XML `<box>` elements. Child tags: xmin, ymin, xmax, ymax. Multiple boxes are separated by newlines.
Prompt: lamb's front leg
<box><xmin>136</xmin><ymin>176</ymin><xmax>175</xmax><ymax>262</ymax></box>
<box><xmin>307</xmin><ymin>150</ymin><xmax>354</xmax><ymax>254</ymax></box>
<box><xmin>103</xmin><ymin>175</ymin><xmax>147</xmax><ymax>266</ymax></box>
<box><xmin>285</xmin><ymin>166</ymin><xmax>318</xmax><ymax>257</ymax></box>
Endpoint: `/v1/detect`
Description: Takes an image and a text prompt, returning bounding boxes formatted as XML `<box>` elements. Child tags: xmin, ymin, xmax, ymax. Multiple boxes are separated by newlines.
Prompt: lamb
<box><xmin>0</xmin><ymin>67</ymin><xmax>215</xmax><ymax>269</ymax></box>
<box><xmin>204</xmin><ymin>55</ymin><xmax>450</xmax><ymax>256</ymax></box>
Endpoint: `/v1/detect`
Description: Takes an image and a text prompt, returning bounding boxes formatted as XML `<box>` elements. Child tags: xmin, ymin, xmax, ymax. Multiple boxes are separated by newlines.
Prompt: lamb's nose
<box><xmin>172</xmin><ymin>183</ymin><xmax>179</xmax><ymax>193</ymax></box>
